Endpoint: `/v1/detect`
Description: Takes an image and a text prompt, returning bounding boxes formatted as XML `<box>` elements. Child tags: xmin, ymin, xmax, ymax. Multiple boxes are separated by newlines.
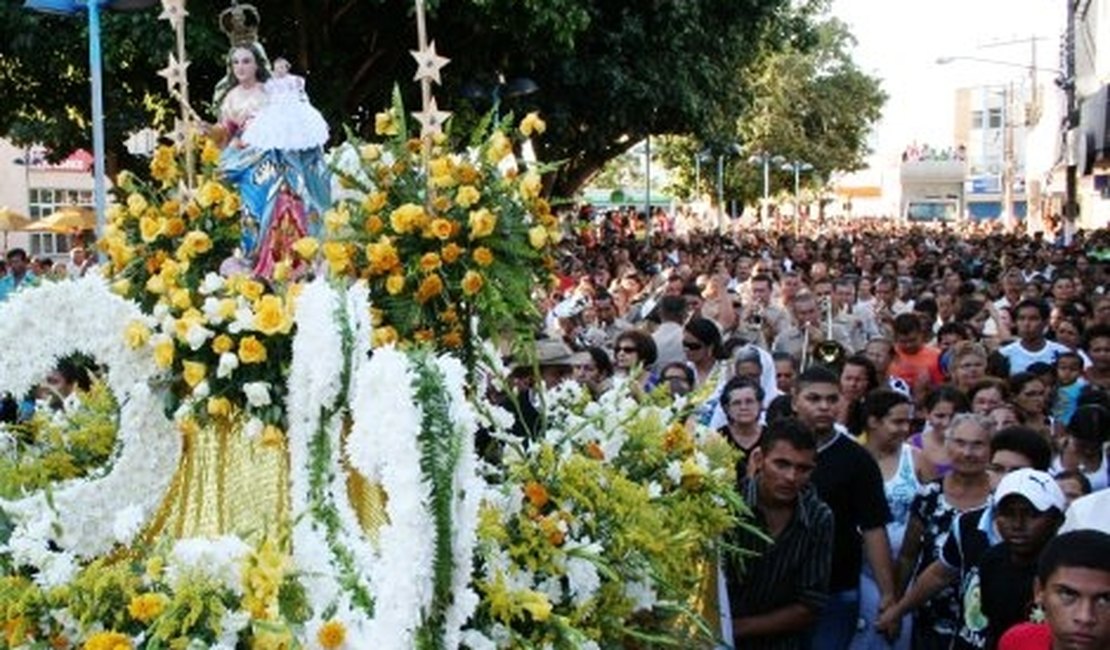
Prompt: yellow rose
<box><xmin>238</xmin><ymin>336</ymin><xmax>268</xmax><ymax>364</ymax></box>
<box><xmin>153</xmin><ymin>336</ymin><xmax>175</xmax><ymax>369</ymax></box>
<box><xmin>519</xmin><ymin>111</ymin><xmax>547</xmax><ymax>137</ymax></box>
<box><xmin>527</xmin><ymin>225</ymin><xmax>548</xmax><ymax>249</ymax></box>
<box><xmin>519</xmin><ymin>172</ymin><xmax>542</xmax><ymax>201</ymax></box>
<box><xmin>145</xmin><ymin>274</ymin><xmax>167</xmax><ymax>295</ymax></box>
<box><xmin>207</xmin><ymin>396</ymin><xmax>232</xmax><ymax>418</ymax></box>
<box><xmin>486</xmin><ymin>131</ymin><xmax>512</xmax><ymax>164</ymax></box>
<box><xmin>239</xmin><ymin>279</ymin><xmax>265</xmax><ymax>302</ymax></box>
<box><xmin>457</xmin><ymin>163</ymin><xmax>480</xmax><ymax>184</ymax></box>
<box><xmin>429</xmin><ymin>218</ymin><xmax>454</xmax><ymax>241</ymax></box>
<box><xmin>160</xmin><ymin>199</ymin><xmax>181</xmax><ymax>218</ymax></box>
<box><xmin>212</xmin><ymin>334</ymin><xmax>234</xmax><ymax>354</ymax></box>
<box><xmin>200</xmin><ymin>138</ymin><xmax>221</xmax><ymax>165</ymax></box>
<box><xmin>468</xmin><ymin>208</ymin><xmax>497</xmax><ymax>240</ymax></box>
<box><xmin>182</xmin><ymin>230</ymin><xmax>212</xmax><ymax>256</ymax></box>
<box><xmin>362</xmin><ymin>190</ymin><xmax>388</xmax><ymax>213</ymax></box>
<box><xmin>385</xmin><ymin>273</ymin><xmax>405</xmax><ymax>295</ymax></box>
<box><xmin>110</xmin><ymin>278</ymin><xmax>132</xmax><ymax>295</ymax></box>
<box><xmin>322</xmin><ymin>241</ymin><xmax>351</xmax><ymax>275</ymax></box>
<box><xmin>324</xmin><ymin>207</ymin><xmax>350</xmax><ymax>234</ymax></box>
<box><xmin>375</xmin><ymin>110</ymin><xmax>399</xmax><ymax>136</ymax></box>
<box><xmin>419</xmin><ymin>252</ymin><xmax>442</xmax><ymax>273</ymax></box>
<box><xmin>365</xmin><ymin>214</ymin><xmax>385</xmax><ymax>234</ymax></box>
<box><xmin>473</xmin><ymin>247</ymin><xmax>494</xmax><ymax>267</ymax></box>
<box><xmin>273</xmin><ymin>260</ymin><xmax>292</xmax><ymax>282</ymax></box>
<box><xmin>124</xmin><ymin>321</ymin><xmax>150</xmax><ymax>348</ymax></box>
<box><xmin>197</xmin><ymin>180</ymin><xmax>225</xmax><ymax>208</ymax></box>
<box><xmin>182</xmin><ymin>360</ymin><xmax>207</xmax><ymax>389</ymax></box>
<box><xmin>83</xmin><ymin>631</ymin><xmax>133</xmax><ymax>650</ymax></box>
<box><xmin>169</xmin><ymin>288</ymin><xmax>193</xmax><ymax>310</ymax></box>
<box><xmin>416</xmin><ymin>274</ymin><xmax>444</xmax><ymax>303</ymax></box>
<box><xmin>372</xmin><ymin>325</ymin><xmax>399</xmax><ymax>348</ymax></box>
<box><xmin>220</xmin><ymin>192</ymin><xmax>241</xmax><ymax>219</ymax></box>
<box><xmin>366</xmin><ymin>239</ymin><xmax>400</xmax><ymax>276</ymax></box>
<box><xmin>127</xmin><ymin>192</ymin><xmax>149</xmax><ymax>218</ymax></box>
<box><xmin>359</xmin><ymin>143</ymin><xmax>382</xmax><ymax>161</ymax></box>
<box><xmin>161</xmin><ymin>217</ymin><xmax>186</xmax><ymax>238</ymax></box>
<box><xmin>292</xmin><ymin>237</ymin><xmax>319</xmax><ymax>260</ymax></box>
<box><xmin>254</xmin><ymin>295</ymin><xmax>291</xmax><ymax>336</ymax></box>
<box><xmin>139</xmin><ymin>215</ymin><xmax>162</xmax><ymax>243</ymax></box>
<box><xmin>455</xmin><ymin>185</ymin><xmax>481</xmax><ymax>208</ymax></box>
<box><xmin>461</xmin><ymin>270</ymin><xmax>484</xmax><ymax>296</ymax></box>
<box><xmin>316</xmin><ymin>619</ymin><xmax>347</xmax><ymax>650</ymax></box>
<box><xmin>389</xmin><ymin>203</ymin><xmax>425</xmax><ymax>235</ymax></box>
<box><xmin>441</xmin><ymin>242</ymin><xmax>463</xmax><ymax>264</ymax></box>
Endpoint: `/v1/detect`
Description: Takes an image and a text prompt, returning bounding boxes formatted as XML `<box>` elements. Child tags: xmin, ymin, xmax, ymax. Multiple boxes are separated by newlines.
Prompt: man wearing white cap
<box><xmin>952</xmin><ymin>469</ymin><xmax>1067</xmax><ymax>650</ymax></box>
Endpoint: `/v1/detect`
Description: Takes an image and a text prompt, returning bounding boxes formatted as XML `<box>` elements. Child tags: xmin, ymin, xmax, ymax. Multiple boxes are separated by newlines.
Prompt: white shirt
<box><xmin>998</xmin><ymin>339</ymin><xmax>1072</xmax><ymax>375</ymax></box>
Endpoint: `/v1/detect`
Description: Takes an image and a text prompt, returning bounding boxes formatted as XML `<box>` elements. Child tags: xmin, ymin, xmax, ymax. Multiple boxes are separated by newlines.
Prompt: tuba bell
<box><xmin>811</xmin><ymin>296</ymin><xmax>846</xmax><ymax>369</ymax></box>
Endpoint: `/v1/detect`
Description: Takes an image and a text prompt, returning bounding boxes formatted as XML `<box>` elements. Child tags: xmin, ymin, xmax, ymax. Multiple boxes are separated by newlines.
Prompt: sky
<box><xmin>831</xmin><ymin>0</ymin><xmax>1065</xmax><ymax>166</ymax></box>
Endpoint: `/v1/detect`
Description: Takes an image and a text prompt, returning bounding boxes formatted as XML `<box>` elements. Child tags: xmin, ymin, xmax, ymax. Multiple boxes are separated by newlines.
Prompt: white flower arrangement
<box><xmin>0</xmin><ymin>276</ymin><xmax>180</xmax><ymax>565</ymax></box>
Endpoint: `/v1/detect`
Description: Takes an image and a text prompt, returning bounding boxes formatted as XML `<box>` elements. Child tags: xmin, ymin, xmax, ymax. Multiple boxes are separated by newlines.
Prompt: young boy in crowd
<box><xmin>1051</xmin><ymin>351</ymin><xmax>1087</xmax><ymax>426</ymax></box>
<box><xmin>998</xmin><ymin>530</ymin><xmax>1110</xmax><ymax>650</ymax></box>
<box><xmin>953</xmin><ymin>468</ymin><xmax>1066</xmax><ymax>649</ymax></box>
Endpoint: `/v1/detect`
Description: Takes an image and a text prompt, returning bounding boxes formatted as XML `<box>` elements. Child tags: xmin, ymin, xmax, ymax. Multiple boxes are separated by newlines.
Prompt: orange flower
<box><xmin>419</xmin><ymin>252</ymin><xmax>442</xmax><ymax>273</ymax></box>
<box><xmin>441</xmin><ymin>330</ymin><xmax>463</xmax><ymax>348</ymax></box>
<box><xmin>414</xmin><ymin>328</ymin><xmax>436</xmax><ymax>343</ymax></box>
<box><xmin>416</xmin><ymin>274</ymin><xmax>444</xmax><ymax>303</ymax></box>
<box><xmin>524</xmin><ymin>481</ymin><xmax>549</xmax><ymax>508</ymax></box>
<box><xmin>461</xmin><ymin>270</ymin><xmax>484</xmax><ymax>296</ymax></box>
<box><xmin>440</xmin><ymin>243</ymin><xmax>463</xmax><ymax>264</ymax></box>
<box><xmin>365</xmin><ymin>215</ymin><xmax>384</xmax><ymax>234</ymax></box>
<box><xmin>472</xmin><ymin>247</ymin><xmax>494</xmax><ymax>267</ymax></box>
<box><xmin>429</xmin><ymin>218</ymin><xmax>454</xmax><ymax>241</ymax></box>
<box><xmin>585</xmin><ymin>441</ymin><xmax>605</xmax><ymax>460</ymax></box>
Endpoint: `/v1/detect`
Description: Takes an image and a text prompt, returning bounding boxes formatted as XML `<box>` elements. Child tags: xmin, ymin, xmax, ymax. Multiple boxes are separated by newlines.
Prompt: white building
<box><xmin>1073</xmin><ymin>0</ymin><xmax>1110</xmax><ymax>228</ymax></box>
<box><xmin>0</xmin><ymin>139</ymin><xmax>95</xmax><ymax>260</ymax></box>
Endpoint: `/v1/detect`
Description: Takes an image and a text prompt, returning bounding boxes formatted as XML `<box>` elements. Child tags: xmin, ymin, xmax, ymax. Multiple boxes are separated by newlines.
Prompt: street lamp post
<box><xmin>782</xmin><ymin>160</ymin><xmax>814</xmax><ymax>237</ymax></box>
<box><xmin>23</xmin><ymin>0</ymin><xmax>158</xmax><ymax>242</ymax></box>
<box><xmin>749</xmin><ymin>152</ymin><xmax>785</xmax><ymax>228</ymax></box>
<box><xmin>714</xmin><ymin>143</ymin><xmax>742</xmax><ymax>234</ymax></box>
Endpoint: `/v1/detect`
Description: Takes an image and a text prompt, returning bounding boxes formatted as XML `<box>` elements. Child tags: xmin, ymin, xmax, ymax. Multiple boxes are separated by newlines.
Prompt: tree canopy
<box><xmin>0</xmin><ymin>0</ymin><xmax>875</xmax><ymax>196</ymax></box>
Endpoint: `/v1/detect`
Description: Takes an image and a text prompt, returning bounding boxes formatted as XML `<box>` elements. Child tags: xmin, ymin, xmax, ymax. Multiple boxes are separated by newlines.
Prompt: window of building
<box><xmin>987</xmin><ymin>108</ymin><xmax>1003</xmax><ymax>129</ymax></box>
<box><xmin>28</xmin><ymin>188</ymin><xmax>93</xmax><ymax>219</ymax></box>
<box><xmin>26</xmin><ymin>187</ymin><xmax>91</xmax><ymax>258</ymax></box>
<box><xmin>971</xmin><ymin>110</ymin><xmax>985</xmax><ymax>129</ymax></box>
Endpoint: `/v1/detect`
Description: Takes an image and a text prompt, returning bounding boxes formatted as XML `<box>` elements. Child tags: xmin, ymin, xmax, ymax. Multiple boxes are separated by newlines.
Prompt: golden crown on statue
<box><xmin>219</xmin><ymin>1</ymin><xmax>261</xmax><ymax>46</ymax></box>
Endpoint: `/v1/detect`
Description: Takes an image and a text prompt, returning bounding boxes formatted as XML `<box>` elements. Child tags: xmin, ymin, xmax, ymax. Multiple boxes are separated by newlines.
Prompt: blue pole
<box><xmin>88</xmin><ymin>0</ymin><xmax>107</xmax><ymax>240</ymax></box>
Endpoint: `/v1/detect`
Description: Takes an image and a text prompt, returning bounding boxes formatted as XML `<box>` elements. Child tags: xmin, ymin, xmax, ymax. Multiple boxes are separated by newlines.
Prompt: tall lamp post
<box><xmin>715</xmin><ymin>143</ymin><xmax>742</xmax><ymax>234</ymax></box>
<box><xmin>749</xmin><ymin>151</ymin><xmax>785</xmax><ymax>228</ymax></box>
<box><xmin>23</xmin><ymin>0</ymin><xmax>158</xmax><ymax>242</ymax></box>
<box><xmin>782</xmin><ymin>160</ymin><xmax>814</xmax><ymax>237</ymax></box>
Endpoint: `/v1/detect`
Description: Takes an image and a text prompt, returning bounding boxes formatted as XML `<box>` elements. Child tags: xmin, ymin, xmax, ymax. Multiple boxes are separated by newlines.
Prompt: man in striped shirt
<box><xmin>726</xmin><ymin>418</ymin><xmax>834</xmax><ymax>649</ymax></box>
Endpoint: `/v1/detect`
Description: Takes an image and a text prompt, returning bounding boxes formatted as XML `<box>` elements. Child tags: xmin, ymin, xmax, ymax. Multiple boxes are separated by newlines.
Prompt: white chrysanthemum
<box><xmin>199</xmin><ymin>272</ymin><xmax>226</xmax><ymax>295</ymax></box>
<box><xmin>217</xmin><ymin>352</ymin><xmax>239</xmax><ymax>379</ymax></box>
<box><xmin>242</xmin><ymin>381</ymin><xmax>272</xmax><ymax>407</ymax></box>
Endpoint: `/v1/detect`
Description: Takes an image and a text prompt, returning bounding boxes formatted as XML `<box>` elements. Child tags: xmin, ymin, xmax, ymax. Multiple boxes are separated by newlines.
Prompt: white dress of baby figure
<box><xmin>242</xmin><ymin>58</ymin><xmax>329</xmax><ymax>151</ymax></box>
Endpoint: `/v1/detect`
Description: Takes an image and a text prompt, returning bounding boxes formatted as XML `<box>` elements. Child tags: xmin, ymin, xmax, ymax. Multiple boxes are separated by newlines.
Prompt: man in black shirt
<box><xmin>726</xmin><ymin>418</ymin><xmax>834</xmax><ymax>650</ymax></box>
<box><xmin>791</xmin><ymin>366</ymin><xmax>894</xmax><ymax>650</ymax></box>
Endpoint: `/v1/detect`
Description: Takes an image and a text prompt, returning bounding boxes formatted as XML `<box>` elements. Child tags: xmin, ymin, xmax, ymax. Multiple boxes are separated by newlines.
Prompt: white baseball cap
<box><xmin>993</xmin><ymin>468</ymin><xmax>1067</xmax><ymax>514</ymax></box>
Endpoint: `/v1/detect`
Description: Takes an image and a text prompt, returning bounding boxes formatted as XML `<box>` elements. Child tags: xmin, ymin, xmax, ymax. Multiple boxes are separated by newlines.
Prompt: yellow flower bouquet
<box><xmin>325</xmin><ymin>90</ymin><xmax>559</xmax><ymax>357</ymax></box>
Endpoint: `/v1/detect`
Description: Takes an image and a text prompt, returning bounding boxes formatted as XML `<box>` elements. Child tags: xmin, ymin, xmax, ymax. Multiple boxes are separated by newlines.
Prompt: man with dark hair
<box><xmin>998</xmin><ymin>530</ymin><xmax>1110</xmax><ymax>650</ymax></box>
<box><xmin>726</xmin><ymin>417</ymin><xmax>834</xmax><ymax>649</ymax></box>
<box><xmin>998</xmin><ymin>299</ymin><xmax>1070</xmax><ymax>375</ymax></box>
<box><xmin>790</xmin><ymin>366</ymin><xmax>895</xmax><ymax>649</ymax></box>
<box><xmin>0</xmin><ymin>248</ymin><xmax>36</xmax><ymax>303</ymax></box>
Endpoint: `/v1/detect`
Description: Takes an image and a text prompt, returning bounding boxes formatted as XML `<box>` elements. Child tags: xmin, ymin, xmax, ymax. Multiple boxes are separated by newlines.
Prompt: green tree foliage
<box><xmin>0</xmin><ymin>0</ymin><xmax>792</xmax><ymax>194</ymax></box>
<box><xmin>657</xmin><ymin>3</ymin><xmax>886</xmax><ymax>206</ymax></box>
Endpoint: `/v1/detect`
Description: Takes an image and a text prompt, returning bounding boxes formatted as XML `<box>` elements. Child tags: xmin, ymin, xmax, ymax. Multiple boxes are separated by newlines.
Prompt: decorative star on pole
<box><xmin>158</xmin><ymin>0</ymin><xmax>187</xmax><ymax>30</ymax></box>
<box><xmin>157</xmin><ymin>53</ymin><xmax>190</xmax><ymax>92</ymax></box>
<box><xmin>410</xmin><ymin>40</ymin><xmax>450</xmax><ymax>86</ymax></box>
<box><xmin>412</xmin><ymin>96</ymin><xmax>452</xmax><ymax>137</ymax></box>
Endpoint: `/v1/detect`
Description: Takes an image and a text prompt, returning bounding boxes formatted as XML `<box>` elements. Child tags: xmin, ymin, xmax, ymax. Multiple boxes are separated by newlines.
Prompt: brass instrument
<box><xmin>812</xmin><ymin>295</ymin><xmax>846</xmax><ymax>369</ymax></box>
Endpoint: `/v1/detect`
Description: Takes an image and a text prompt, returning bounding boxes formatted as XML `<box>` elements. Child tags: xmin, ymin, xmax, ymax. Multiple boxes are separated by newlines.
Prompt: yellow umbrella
<box><xmin>0</xmin><ymin>207</ymin><xmax>31</xmax><ymax>252</ymax></box>
<box><xmin>35</xmin><ymin>206</ymin><xmax>96</xmax><ymax>232</ymax></box>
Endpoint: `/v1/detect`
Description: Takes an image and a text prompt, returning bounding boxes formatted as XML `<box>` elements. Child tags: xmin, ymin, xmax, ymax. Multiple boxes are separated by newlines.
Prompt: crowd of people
<box><xmin>517</xmin><ymin>211</ymin><xmax>1110</xmax><ymax>650</ymax></box>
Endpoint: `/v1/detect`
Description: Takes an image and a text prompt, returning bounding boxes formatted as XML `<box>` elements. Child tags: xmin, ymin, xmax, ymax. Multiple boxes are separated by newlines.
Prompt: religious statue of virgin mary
<box><xmin>211</xmin><ymin>1</ymin><xmax>331</xmax><ymax>280</ymax></box>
